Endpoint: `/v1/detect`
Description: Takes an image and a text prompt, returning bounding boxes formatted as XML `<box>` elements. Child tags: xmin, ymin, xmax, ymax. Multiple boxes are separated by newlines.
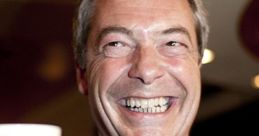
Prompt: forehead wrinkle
<box><xmin>96</xmin><ymin>25</ymin><xmax>155</xmax><ymax>43</ymax></box>
<box><xmin>130</xmin><ymin>26</ymin><xmax>194</xmax><ymax>45</ymax></box>
<box><xmin>95</xmin><ymin>25</ymin><xmax>195</xmax><ymax>47</ymax></box>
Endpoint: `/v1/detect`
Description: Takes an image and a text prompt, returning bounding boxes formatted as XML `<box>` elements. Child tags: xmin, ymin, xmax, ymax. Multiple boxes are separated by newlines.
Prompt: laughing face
<box><xmin>79</xmin><ymin>0</ymin><xmax>201</xmax><ymax>135</ymax></box>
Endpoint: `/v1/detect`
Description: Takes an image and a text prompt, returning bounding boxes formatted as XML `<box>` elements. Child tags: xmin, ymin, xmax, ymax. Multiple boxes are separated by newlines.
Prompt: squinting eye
<box><xmin>159</xmin><ymin>41</ymin><xmax>189</xmax><ymax>57</ymax></box>
<box><xmin>166</xmin><ymin>41</ymin><xmax>181</xmax><ymax>47</ymax></box>
<box><xmin>107</xmin><ymin>41</ymin><xmax>123</xmax><ymax>47</ymax></box>
<box><xmin>103</xmin><ymin>41</ymin><xmax>132</xmax><ymax>58</ymax></box>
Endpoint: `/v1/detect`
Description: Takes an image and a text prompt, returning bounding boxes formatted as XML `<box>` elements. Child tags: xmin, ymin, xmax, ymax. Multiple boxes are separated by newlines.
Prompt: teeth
<box><xmin>156</xmin><ymin>107</ymin><xmax>161</xmax><ymax>113</ymax></box>
<box><xmin>136</xmin><ymin>100</ymin><xmax>141</xmax><ymax>107</ymax></box>
<box><xmin>154</xmin><ymin>98</ymin><xmax>159</xmax><ymax>106</ymax></box>
<box><xmin>141</xmin><ymin>99</ymin><xmax>148</xmax><ymax>108</ymax></box>
<box><xmin>148</xmin><ymin>107</ymin><xmax>152</xmax><ymax>113</ymax></box>
<box><xmin>152</xmin><ymin>107</ymin><xmax>156</xmax><ymax>113</ymax></box>
<box><xmin>120</xmin><ymin>99</ymin><xmax>126</xmax><ymax>106</ymax></box>
<box><xmin>159</xmin><ymin>97</ymin><xmax>167</xmax><ymax>106</ymax></box>
<box><xmin>149</xmin><ymin>99</ymin><xmax>154</xmax><ymax>107</ymax></box>
<box><xmin>122</xmin><ymin>97</ymin><xmax>170</xmax><ymax>113</ymax></box>
<box><xmin>130</xmin><ymin>98</ymin><xmax>135</xmax><ymax>108</ymax></box>
<box><xmin>161</xmin><ymin>105</ymin><xmax>167</xmax><ymax>112</ymax></box>
<box><xmin>127</xmin><ymin>100</ymin><xmax>130</xmax><ymax>107</ymax></box>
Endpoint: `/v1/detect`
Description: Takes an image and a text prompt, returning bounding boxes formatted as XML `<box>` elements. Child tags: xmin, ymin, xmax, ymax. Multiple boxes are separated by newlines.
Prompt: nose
<box><xmin>128</xmin><ymin>47</ymin><xmax>165</xmax><ymax>84</ymax></box>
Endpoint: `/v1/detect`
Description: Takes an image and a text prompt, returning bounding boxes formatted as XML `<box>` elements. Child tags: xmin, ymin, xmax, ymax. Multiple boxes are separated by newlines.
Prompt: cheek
<box><xmin>165</xmin><ymin>56</ymin><xmax>201</xmax><ymax>93</ymax></box>
<box><xmin>89</xmin><ymin>58</ymin><xmax>130</xmax><ymax>95</ymax></box>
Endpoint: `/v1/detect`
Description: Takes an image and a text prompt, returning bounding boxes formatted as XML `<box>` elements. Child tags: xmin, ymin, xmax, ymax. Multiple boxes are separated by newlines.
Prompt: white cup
<box><xmin>0</xmin><ymin>124</ymin><xmax>62</xmax><ymax>136</ymax></box>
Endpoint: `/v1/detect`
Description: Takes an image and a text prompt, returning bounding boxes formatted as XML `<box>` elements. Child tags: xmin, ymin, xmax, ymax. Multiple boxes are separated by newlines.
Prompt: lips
<box><xmin>118</xmin><ymin>97</ymin><xmax>175</xmax><ymax>113</ymax></box>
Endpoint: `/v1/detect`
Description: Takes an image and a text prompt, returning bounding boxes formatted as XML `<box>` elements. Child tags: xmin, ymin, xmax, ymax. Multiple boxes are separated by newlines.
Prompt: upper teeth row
<box><xmin>121</xmin><ymin>97</ymin><xmax>169</xmax><ymax>108</ymax></box>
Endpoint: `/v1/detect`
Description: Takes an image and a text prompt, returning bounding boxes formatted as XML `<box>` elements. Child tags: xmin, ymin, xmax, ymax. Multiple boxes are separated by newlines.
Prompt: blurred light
<box><xmin>252</xmin><ymin>75</ymin><xmax>259</xmax><ymax>89</ymax></box>
<box><xmin>37</xmin><ymin>42</ymin><xmax>69</xmax><ymax>82</ymax></box>
<box><xmin>202</xmin><ymin>48</ymin><xmax>215</xmax><ymax>64</ymax></box>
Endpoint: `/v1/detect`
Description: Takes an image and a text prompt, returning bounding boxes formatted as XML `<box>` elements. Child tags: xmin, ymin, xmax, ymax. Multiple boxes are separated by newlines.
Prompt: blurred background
<box><xmin>0</xmin><ymin>0</ymin><xmax>258</xmax><ymax>135</ymax></box>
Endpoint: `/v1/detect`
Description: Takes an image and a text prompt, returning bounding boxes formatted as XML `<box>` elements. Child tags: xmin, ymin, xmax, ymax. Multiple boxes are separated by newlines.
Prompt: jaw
<box><xmin>96</xmin><ymin>95</ymin><xmax>199</xmax><ymax>136</ymax></box>
<box><xmin>90</xmin><ymin>73</ymin><xmax>201</xmax><ymax>136</ymax></box>
<box><xmin>88</xmin><ymin>74</ymin><xmax>201</xmax><ymax>136</ymax></box>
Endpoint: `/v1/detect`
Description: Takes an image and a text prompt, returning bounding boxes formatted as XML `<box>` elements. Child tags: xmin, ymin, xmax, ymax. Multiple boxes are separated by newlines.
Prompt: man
<box><xmin>73</xmin><ymin>0</ymin><xmax>209</xmax><ymax>135</ymax></box>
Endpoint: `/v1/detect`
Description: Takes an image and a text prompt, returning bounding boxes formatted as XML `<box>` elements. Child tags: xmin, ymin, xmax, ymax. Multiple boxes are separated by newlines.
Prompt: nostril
<box><xmin>136</xmin><ymin>77</ymin><xmax>146</xmax><ymax>84</ymax></box>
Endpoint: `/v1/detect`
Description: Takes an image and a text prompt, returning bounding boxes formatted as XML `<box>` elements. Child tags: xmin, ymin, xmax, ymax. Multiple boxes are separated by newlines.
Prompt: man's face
<box><xmin>84</xmin><ymin>0</ymin><xmax>201</xmax><ymax>135</ymax></box>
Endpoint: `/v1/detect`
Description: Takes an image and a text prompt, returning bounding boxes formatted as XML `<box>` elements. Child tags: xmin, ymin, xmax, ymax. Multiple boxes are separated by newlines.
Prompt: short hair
<box><xmin>73</xmin><ymin>0</ymin><xmax>209</xmax><ymax>69</ymax></box>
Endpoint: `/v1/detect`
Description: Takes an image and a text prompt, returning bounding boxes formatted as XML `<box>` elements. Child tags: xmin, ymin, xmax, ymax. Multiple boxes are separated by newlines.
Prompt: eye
<box><xmin>107</xmin><ymin>41</ymin><xmax>123</xmax><ymax>47</ymax></box>
<box><xmin>159</xmin><ymin>41</ymin><xmax>189</xmax><ymax>57</ymax></box>
<box><xmin>102</xmin><ymin>41</ymin><xmax>133</xmax><ymax>58</ymax></box>
<box><xmin>166</xmin><ymin>41</ymin><xmax>181</xmax><ymax>47</ymax></box>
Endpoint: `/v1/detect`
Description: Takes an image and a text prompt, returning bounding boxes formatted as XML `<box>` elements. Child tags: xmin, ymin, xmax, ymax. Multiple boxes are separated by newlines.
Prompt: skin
<box><xmin>77</xmin><ymin>0</ymin><xmax>201</xmax><ymax>135</ymax></box>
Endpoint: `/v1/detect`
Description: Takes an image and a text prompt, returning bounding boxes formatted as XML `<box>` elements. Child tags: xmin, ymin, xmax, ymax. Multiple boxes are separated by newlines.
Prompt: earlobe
<box><xmin>76</xmin><ymin>65</ymin><xmax>88</xmax><ymax>95</ymax></box>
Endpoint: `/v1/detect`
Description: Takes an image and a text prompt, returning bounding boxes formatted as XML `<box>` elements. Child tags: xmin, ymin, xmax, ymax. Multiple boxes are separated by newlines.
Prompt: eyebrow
<box><xmin>162</xmin><ymin>27</ymin><xmax>192</xmax><ymax>43</ymax></box>
<box><xmin>96</xmin><ymin>26</ymin><xmax>192</xmax><ymax>44</ymax></box>
<box><xmin>96</xmin><ymin>26</ymin><xmax>133</xmax><ymax>43</ymax></box>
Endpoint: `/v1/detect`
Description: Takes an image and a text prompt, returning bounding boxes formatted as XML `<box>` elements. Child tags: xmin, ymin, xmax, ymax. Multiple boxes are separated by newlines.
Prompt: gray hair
<box><xmin>73</xmin><ymin>0</ymin><xmax>209</xmax><ymax>69</ymax></box>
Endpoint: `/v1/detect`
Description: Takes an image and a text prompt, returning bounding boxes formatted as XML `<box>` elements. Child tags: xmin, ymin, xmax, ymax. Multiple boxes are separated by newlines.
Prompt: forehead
<box><xmin>91</xmin><ymin>0</ymin><xmax>197</xmax><ymax>43</ymax></box>
<box><xmin>94</xmin><ymin>0</ymin><xmax>194</xmax><ymax>23</ymax></box>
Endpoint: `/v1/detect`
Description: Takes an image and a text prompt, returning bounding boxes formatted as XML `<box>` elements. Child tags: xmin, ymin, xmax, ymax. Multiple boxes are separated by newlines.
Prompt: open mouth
<box><xmin>119</xmin><ymin>97</ymin><xmax>175</xmax><ymax>113</ymax></box>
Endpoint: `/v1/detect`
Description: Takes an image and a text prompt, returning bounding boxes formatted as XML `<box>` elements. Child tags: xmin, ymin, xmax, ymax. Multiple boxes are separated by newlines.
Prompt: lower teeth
<box><xmin>127</xmin><ymin>105</ymin><xmax>168</xmax><ymax>113</ymax></box>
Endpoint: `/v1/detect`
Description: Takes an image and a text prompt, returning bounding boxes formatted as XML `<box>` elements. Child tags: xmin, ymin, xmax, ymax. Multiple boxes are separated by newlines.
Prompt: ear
<box><xmin>198</xmin><ymin>58</ymin><xmax>203</xmax><ymax>68</ymax></box>
<box><xmin>198</xmin><ymin>53</ymin><xmax>204</xmax><ymax>68</ymax></box>
<box><xmin>76</xmin><ymin>64</ymin><xmax>88</xmax><ymax>95</ymax></box>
